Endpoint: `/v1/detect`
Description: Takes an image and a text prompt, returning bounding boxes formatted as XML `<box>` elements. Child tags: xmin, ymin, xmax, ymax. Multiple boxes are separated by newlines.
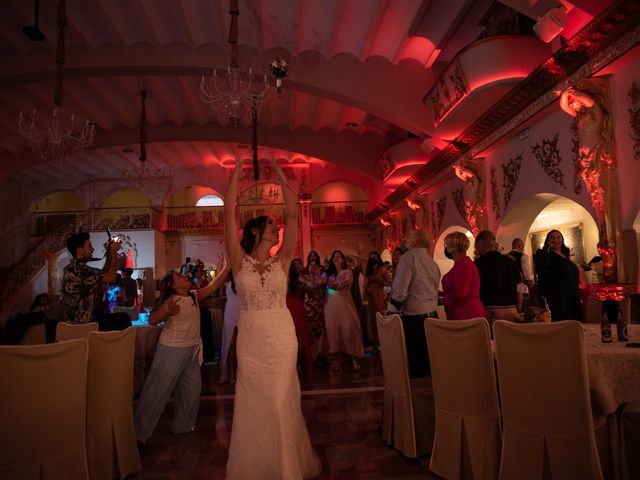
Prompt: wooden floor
<box><xmin>130</xmin><ymin>353</ymin><xmax>441</xmax><ymax>479</ymax></box>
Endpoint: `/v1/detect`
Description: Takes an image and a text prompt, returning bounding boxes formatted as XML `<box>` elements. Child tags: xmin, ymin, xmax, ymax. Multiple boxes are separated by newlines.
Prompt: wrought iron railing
<box><xmin>311</xmin><ymin>201</ymin><xmax>368</xmax><ymax>225</ymax></box>
<box><xmin>90</xmin><ymin>206</ymin><xmax>154</xmax><ymax>230</ymax></box>
<box><xmin>164</xmin><ymin>206</ymin><xmax>225</xmax><ymax>230</ymax></box>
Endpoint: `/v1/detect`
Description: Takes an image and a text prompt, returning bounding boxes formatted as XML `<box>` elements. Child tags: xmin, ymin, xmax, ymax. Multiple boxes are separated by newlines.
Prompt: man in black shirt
<box><xmin>474</xmin><ymin>230</ymin><xmax>520</xmax><ymax>324</ymax></box>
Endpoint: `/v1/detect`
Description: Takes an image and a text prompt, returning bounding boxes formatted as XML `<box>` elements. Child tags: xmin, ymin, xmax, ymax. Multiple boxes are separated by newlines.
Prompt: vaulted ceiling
<box><xmin>0</xmin><ymin>0</ymin><xmax>612</xmax><ymax>187</ymax></box>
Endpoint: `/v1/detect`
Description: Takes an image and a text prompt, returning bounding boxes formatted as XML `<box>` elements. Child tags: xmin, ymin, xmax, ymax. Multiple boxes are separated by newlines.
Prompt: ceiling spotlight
<box><xmin>533</xmin><ymin>6</ymin><xmax>567</xmax><ymax>43</ymax></box>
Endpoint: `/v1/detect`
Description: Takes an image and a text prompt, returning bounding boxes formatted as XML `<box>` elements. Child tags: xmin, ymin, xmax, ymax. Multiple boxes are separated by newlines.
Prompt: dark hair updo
<box><xmin>241</xmin><ymin>215</ymin><xmax>268</xmax><ymax>254</ymax></box>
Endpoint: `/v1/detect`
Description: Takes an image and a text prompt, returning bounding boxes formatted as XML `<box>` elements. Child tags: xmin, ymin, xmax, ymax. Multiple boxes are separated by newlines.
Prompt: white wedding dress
<box><xmin>226</xmin><ymin>254</ymin><xmax>321</xmax><ymax>479</ymax></box>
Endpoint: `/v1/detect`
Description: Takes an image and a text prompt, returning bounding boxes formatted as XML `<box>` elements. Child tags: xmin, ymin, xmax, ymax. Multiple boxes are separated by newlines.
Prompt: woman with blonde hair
<box><xmin>441</xmin><ymin>231</ymin><xmax>484</xmax><ymax>320</ymax></box>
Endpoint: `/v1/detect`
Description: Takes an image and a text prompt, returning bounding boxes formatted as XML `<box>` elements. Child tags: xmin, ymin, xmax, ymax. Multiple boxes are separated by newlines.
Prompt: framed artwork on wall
<box><xmin>529</xmin><ymin>222</ymin><xmax>585</xmax><ymax>266</ymax></box>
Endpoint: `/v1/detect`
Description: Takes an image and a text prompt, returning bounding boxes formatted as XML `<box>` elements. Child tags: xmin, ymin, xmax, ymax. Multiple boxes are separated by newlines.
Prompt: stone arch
<box><xmin>497</xmin><ymin>193</ymin><xmax>599</xmax><ymax>268</ymax></box>
<box><xmin>164</xmin><ymin>185</ymin><xmax>224</xmax><ymax>208</ymax></box>
<box><xmin>311</xmin><ymin>180</ymin><xmax>368</xmax><ymax>202</ymax></box>
<box><xmin>30</xmin><ymin>191</ymin><xmax>88</xmax><ymax>237</ymax></box>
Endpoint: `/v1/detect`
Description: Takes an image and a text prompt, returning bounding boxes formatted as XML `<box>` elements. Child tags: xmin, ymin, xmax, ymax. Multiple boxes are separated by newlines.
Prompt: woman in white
<box><xmin>224</xmin><ymin>158</ymin><xmax>321</xmax><ymax>479</ymax></box>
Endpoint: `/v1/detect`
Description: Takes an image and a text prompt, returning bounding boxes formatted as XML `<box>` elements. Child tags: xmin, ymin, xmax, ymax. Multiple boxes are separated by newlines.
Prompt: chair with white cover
<box><xmin>0</xmin><ymin>339</ymin><xmax>89</xmax><ymax>479</ymax></box>
<box><xmin>493</xmin><ymin>320</ymin><xmax>603</xmax><ymax>480</ymax></box>
<box><xmin>425</xmin><ymin>317</ymin><xmax>501</xmax><ymax>480</ymax></box>
<box><xmin>376</xmin><ymin>312</ymin><xmax>435</xmax><ymax>457</ymax></box>
<box><xmin>56</xmin><ymin>321</ymin><xmax>98</xmax><ymax>342</ymax></box>
<box><xmin>86</xmin><ymin>327</ymin><xmax>141</xmax><ymax>480</ymax></box>
<box><xmin>19</xmin><ymin>322</ymin><xmax>46</xmax><ymax>345</ymax></box>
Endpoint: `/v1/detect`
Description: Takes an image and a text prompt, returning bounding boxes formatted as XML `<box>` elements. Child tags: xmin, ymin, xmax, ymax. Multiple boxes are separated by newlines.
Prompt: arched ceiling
<box><xmin>0</xmin><ymin>0</ymin><xmax>499</xmax><ymax>183</ymax></box>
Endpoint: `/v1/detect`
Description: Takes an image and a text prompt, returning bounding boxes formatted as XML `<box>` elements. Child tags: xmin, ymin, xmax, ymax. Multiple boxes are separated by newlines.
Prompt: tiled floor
<box><xmin>131</xmin><ymin>355</ymin><xmax>441</xmax><ymax>479</ymax></box>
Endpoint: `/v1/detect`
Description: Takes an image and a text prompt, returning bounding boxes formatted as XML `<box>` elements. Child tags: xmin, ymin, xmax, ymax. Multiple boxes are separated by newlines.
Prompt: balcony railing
<box><xmin>31</xmin><ymin>207</ymin><xmax>155</xmax><ymax>237</ymax></box>
<box><xmin>165</xmin><ymin>206</ymin><xmax>224</xmax><ymax>231</ymax></box>
<box><xmin>162</xmin><ymin>201</ymin><xmax>369</xmax><ymax>231</ymax></box>
<box><xmin>311</xmin><ymin>201</ymin><xmax>368</xmax><ymax>225</ymax></box>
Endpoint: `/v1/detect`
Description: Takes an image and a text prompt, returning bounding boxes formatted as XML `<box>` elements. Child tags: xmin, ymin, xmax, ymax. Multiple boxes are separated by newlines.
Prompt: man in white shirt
<box><xmin>389</xmin><ymin>230</ymin><xmax>441</xmax><ymax>378</ymax></box>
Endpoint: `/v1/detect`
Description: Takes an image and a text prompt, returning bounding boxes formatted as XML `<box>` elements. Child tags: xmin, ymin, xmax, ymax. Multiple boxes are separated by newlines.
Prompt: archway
<box><xmin>433</xmin><ymin>226</ymin><xmax>475</xmax><ymax>279</ymax></box>
<box><xmin>497</xmin><ymin>194</ymin><xmax>599</xmax><ymax>269</ymax></box>
<box><xmin>30</xmin><ymin>191</ymin><xmax>87</xmax><ymax>236</ymax></box>
<box><xmin>311</xmin><ymin>180</ymin><xmax>368</xmax><ymax>225</ymax></box>
<box><xmin>164</xmin><ymin>185</ymin><xmax>224</xmax><ymax>230</ymax></box>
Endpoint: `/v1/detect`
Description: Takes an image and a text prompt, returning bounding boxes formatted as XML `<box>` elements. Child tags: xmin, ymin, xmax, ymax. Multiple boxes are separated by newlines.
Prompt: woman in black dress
<box><xmin>533</xmin><ymin>229</ymin><xmax>583</xmax><ymax>321</ymax></box>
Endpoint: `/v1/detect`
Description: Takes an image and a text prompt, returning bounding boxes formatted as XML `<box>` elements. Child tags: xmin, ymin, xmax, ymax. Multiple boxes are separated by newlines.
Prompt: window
<box><xmin>195</xmin><ymin>194</ymin><xmax>224</xmax><ymax>207</ymax></box>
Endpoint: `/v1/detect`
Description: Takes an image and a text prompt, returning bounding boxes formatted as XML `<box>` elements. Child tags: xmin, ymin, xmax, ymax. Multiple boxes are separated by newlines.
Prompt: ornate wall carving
<box><xmin>531</xmin><ymin>133</ymin><xmax>565</xmax><ymax>187</ymax></box>
<box><xmin>501</xmin><ymin>153</ymin><xmax>522</xmax><ymax>209</ymax></box>
<box><xmin>628</xmin><ymin>80</ymin><xmax>640</xmax><ymax>161</ymax></box>
<box><xmin>490</xmin><ymin>166</ymin><xmax>501</xmax><ymax>219</ymax></box>
<box><xmin>424</xmin><ymin>60</ymin><xmax>469</xmax><ymax>125</ymax></box>
<box><xmin>451</xmin><ymin>157</ymin><xmax>486</xmax><ymax>235</ymax></box>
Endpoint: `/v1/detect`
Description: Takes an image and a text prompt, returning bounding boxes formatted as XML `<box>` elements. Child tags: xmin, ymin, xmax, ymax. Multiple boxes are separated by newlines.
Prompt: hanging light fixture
<box><xmin>200</xmin><ymin>0</ymin><xmax>269</xmax><ymax>126</ymax></box>
<box><xmin>18</xmin><ymin>0</ymin><xmax>95</xmax><ymax>161</ymax></box>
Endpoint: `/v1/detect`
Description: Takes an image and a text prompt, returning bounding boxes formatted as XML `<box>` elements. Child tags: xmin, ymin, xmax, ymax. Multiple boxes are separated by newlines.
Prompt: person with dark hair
<box><xmin>134</xmin><ymin>254</ymin><xmax>229</xmax><ymax>443</ymax></box>
<box><xmin>324</xmin><ymin>249</ymin><xmax>365</xmax><ymax>372</ymax></box>
<box><xmin>301</xmin><ymin>251</ymin><xmax>328</xmax><ymax>367</ymax></box>
<box><xmin>224</xmin><ymin>158</ymin><xmax>320</xmax><ymax>479</ymax></box>
<box><xmin>474</xmin><ymin>230</ymin><xmax>520</xmax><ymax>324</ymax></box>
<box><xmin>365</xmin><ymin>251</ymin><xmax>386</xmax><ymax>352</ymax></box>
<box><xmin>61</xmin><ymin>231</ymin><xmax>127</xmax><ymax>330</ymax></box>
<box><xmin>287</xmin><ymin>258</ymin><xmax>313</xmax><ymax>378</ymax></box>
<box><xmin>121</xmin><ymin>267</ymin><xmax>138</xmax><ymax>308</ymax></box>
<box><xmin>533</xmin><ymin>229</ymin><xmax>583</xmax><ymax>321</ymax></box>
<box><xmin>30</xmin><ymin>293</ymin><xmax>51</xmax><ymax>312</ymax></box>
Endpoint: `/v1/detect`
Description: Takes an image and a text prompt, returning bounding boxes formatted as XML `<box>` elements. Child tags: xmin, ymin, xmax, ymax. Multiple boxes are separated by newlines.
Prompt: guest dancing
<box><xmin>287</xmin><ymin>259</ymin><xmax>314</xmax><ymax>378</ymax></box>
<box><xmin>134</xmin><ymin>254</ymin><xmax>229</xmax><ymax>442</ymax></box>
<box><xmin>324</xmin><ymin>250</ymin><xmax>365</xmax><ymax>372</ymax></box>
<box><xmin>365</xmin><ymin>251</ymin><xmax>387</xmax><ymax>351</ymax></box>
<box><xmin>224</xmin><ymin>158</ymin><xmax>321</xmax><ymax>479</ymax></box>
<box><xmin>301</xmin><ymin>251</ymin><xmax>328</xmax><ymax>366</ymax></box>
<box><xmin>534</xmin><ymin>229</ymin><xmax>583</xmax><ymax>321</ymax></box>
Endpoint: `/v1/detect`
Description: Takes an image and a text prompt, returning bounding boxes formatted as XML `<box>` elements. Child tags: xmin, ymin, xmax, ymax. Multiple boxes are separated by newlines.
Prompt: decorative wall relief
<box><xmin>451</xmin><ymin>187</ymin><xmax>467</xmax><ymax>224</ymax></box>
<box><xmin>451</xmin><ymin>157</ymin><xmax>486</xmax><ymax>236</ymax></box>
<box><xmin>231</xmin><ymin>165</ymin><xmax>308</xmax><ymax>196</ymax></box>
<box><xmin>558</xmin><ymin>77</ymin><xmax>625</xmax><ymax>282</ymax></box>
<box><xmin>570</xmin><ymin>119</ymin><xmax>584</xmax><ymax>194</ymax></box>
<box><xmin>531</xmin><ymin>133</ymin><xmax>565</xmax><ymax>188</ymax></box>
<box><xmin>423</xmin><ymin>60</ymin><xmax>469</xmax><ymax>125</ymax></box>
<box><xmin>431</xmin><ymin>195</ymin><xmax>447</xmax><ymax>238</ymax></box>
<box><xmin>501</xmin><ymin>153</ymin><xmax>522</xmax><ymax>209</ymax></box>
<box><xmin>628</xmin><ymin>80</ymin><xmax>640</xmax><ymax>161</ymax></box>
<box><xmin>489</xmin><ymin>166</ymin><xmax>501</xmax><ymax>219</ymax></box>
<box><xmin>377</xmin><ymin>151</ymin><xmax>395</xmax><ymax>180</ymax></box>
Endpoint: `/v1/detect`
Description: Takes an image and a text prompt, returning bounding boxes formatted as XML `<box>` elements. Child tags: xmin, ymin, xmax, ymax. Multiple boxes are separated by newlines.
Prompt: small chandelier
<box><xmin>200</xmin><ymin>67</ymin><xmax>269</xmax><ymax>126</ymax></box>
<box><xmin>17</xmin><ymin>0</ymin><xmax>95</xmax><ymax>161</ymax></box>
<box><xmin>18</xmin><ymin>108</ymin><xmax>95</xmax><ymax>161</ymax></box>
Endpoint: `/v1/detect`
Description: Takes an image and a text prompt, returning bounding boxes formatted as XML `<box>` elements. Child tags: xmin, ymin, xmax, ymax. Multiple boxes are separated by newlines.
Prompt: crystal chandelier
<box><xmin>18</xmin><ymin>108</ymin><xmax>95</xmax><ymax>161</ymax></box>
<box><xmin>17</xmin><ymin>0</ymin><xmax>95</xmax><ymax>161</ymax></box>
<box><xmin>200</xmin><ymin>67</ymin><xmax>269</xmax><ymax>125</ymax></box>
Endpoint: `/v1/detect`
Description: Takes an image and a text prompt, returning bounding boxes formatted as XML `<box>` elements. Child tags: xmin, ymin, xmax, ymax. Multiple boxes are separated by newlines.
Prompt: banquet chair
<box><xmin>425</xmin><ymin>318</ymin><xmax>501</xmax><ymax>480</ymax></box>
<box><xmin>56</xmin><ymin>321</ymin><xmax>98</xmax><ymax>342</ymax></box>
<box><xmin>376</xmin><ymin>312</ymin><xmax>435</xmax><ymax>458</ymax></box>
<box><xmin>493</xmin><ymin>320</ymin><xmax>603</xmax><ymax>480</ymax></box>
<box><xmin>19</xmin><ymin>322</ymin><xmax>46</xmax><ymax>345</ymax></box>
<box><xmin>621</xmin><ymin>400</ymin><xmax>640</xmax><ymax>480</ymax></box>
<box><xmin>86</xmin><ymin>327</ymin><xmax>141</xmax><ymax>480</ymax></box>
<box><xmin>0</xmin><ymin>339</ymin><xmax>89</xmax><ymax>479</ymax></box>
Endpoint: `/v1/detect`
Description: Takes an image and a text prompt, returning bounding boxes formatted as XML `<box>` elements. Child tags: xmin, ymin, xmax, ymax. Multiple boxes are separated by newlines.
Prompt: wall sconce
<box><xmin>406</xmin><ymin>199</ymin><xmax>420</xmax><ymax>211</ymax></box>
<box><xmin>380</xmin><ymin>218</ymin><xmax>391</xmax><ymax>228</ymax></box>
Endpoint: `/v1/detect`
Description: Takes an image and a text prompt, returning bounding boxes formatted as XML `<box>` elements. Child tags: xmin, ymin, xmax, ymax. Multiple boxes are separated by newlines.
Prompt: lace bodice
<box><xmin>235</xmin><ymin>254</ymin><xmax>287</xmax><ymax>311</ymax></box>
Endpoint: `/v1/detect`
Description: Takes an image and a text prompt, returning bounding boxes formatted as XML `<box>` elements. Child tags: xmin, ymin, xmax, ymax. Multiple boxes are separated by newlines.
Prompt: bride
<box><xmin>224</xmin><ymin>158</ymin><xmax>321</xmax><ymax>479</ymax></box>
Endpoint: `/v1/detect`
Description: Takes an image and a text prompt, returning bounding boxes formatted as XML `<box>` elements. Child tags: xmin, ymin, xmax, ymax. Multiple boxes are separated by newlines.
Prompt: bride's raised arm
<box><xmin>224</xmin><ymin>158</ymin><xmax>244</xmax><ymax>272</ymax></box>
<box><xmin>272</xmin><ymin>160</ymin><xmax>298</xmax><ymax>265</ymax></box>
